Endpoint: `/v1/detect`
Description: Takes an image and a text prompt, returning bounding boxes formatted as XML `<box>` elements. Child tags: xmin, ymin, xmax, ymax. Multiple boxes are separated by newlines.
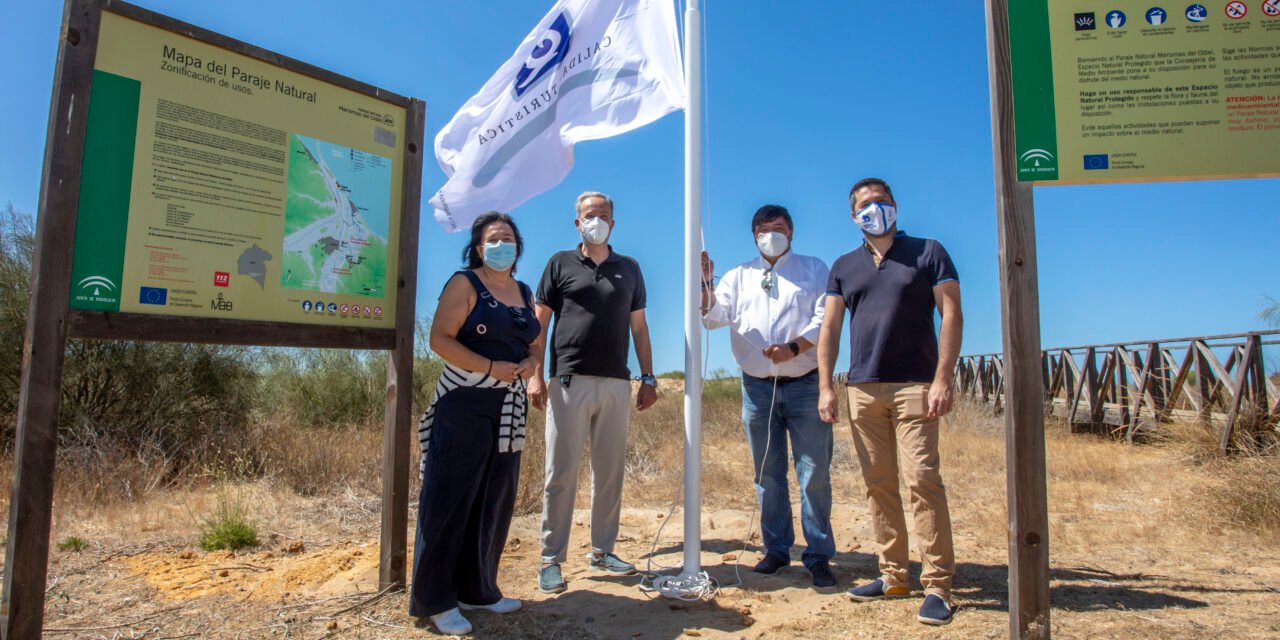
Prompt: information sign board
<box><xmin>1011</xmin><ymin>1</ymin><xmax>1280</xmax><ymax>183</ymax></box>
<box><xmin>69</xmin><ymin>11</ymin><xmax>407</xmax><ymax>327</ymax></box>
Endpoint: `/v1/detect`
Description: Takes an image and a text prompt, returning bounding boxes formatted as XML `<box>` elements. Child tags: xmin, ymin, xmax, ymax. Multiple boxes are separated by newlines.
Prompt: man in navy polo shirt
<box><xmin>817</xmin><ymin>178</ymin><xmax>963</xmax><ymax>626</ymax></box>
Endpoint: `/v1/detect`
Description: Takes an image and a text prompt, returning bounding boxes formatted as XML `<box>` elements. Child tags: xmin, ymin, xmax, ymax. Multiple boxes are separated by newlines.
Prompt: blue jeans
<box><xmin>741</xmin><ymin>372</ymin><xmax>835</xmax><ymax>568</ymax></box>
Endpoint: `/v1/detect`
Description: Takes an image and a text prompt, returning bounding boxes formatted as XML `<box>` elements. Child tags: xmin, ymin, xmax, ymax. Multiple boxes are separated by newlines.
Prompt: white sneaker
<box><xmin>459</xmin><ymin>597</ymin><xmax>522</xmax><ymax>614</ymax></box>
<box><xmin>429</xmin><ymin>607</ymin><xmax>473</xmax><ymax>635</ymax></box>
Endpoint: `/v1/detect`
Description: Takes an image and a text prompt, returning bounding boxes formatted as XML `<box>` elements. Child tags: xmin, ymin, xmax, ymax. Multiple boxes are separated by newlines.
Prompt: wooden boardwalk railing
<box><xmin>956</xmin><ymin>330</ymin><xmax>1280</xmax><ymax>453</ymax></box>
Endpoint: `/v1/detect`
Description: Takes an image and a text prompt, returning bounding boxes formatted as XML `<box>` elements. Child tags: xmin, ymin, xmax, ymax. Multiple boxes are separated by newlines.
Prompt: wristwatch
<box><xmin>787</xmin><ymin>341</ymin><xmax>800</xmax><ymax>356</ymax></box>
<box><xmin>640</xmin><ymin>373</ymin><xmax>657</xmax><ymax>387</ymax></box>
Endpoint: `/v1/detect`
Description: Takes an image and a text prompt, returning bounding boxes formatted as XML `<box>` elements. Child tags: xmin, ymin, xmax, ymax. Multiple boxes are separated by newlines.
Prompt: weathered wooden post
<box><xmin>985</xmin><ymin>0</ymin><xmax>1051</xmax><ymax>634</ymax></box>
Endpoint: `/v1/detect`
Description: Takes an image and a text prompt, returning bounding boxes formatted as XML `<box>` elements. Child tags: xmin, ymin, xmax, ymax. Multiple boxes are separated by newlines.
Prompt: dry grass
<box><xmin>5</xmin><ymin>385</ymin><xmax>1276</xmax><ymax>547</ymax></box>
<box><xmin>1195</xmin><ymin>455</ymin><xmax>1280</xmax><ymax>533</ymax></box>
<box><xmin>4</xmin><ymin>389</ymin><xmax>1280</xmax><ymax>638</ymax></box>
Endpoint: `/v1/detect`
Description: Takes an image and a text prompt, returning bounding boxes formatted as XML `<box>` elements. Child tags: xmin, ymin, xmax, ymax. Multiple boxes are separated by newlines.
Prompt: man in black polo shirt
<box><xmin>529</xmin><ymin>191</ymin><xmax>658</xmax><ymax>594</ymax></box>
<box><xmin>817</xmin><ymin>178</ymin><xmax>963</xmax><ymax>626</ymax></box>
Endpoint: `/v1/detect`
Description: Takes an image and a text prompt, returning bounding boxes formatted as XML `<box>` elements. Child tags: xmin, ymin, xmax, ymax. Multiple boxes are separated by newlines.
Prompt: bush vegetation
<box><xmin>0</xmin><ymin>204</ymin><xmax>444</xmax><ymax>504</ymax></box>
<box><xmin>56</xmin><ymin>536</ymin><xmax>88</xmax><ymax>553</ymax></box>
<box><xmin>1</xmin><ymin>202</ymin><xmax>1276</xmax><ymax>539</ymax></box>
<box><xmin>198</xmin><ymin>498</ymin><xmax>259</xmax><ymax>552</ymax></box>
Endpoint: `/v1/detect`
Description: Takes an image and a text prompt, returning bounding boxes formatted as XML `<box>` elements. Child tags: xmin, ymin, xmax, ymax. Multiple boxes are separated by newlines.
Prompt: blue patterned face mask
<box><xmin>482</xmin><ymin>241</ymin><xmax>517</xmax><ymax>271</ymax></box>
<box><xmin>855</xmin><ymin>202</ymin><xmax>897</xmax><ymax>236</ymax></box>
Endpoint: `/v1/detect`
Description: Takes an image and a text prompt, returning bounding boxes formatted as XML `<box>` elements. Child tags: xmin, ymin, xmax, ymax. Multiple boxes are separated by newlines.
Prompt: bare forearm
<box><xmin>818</xmin><ymin>299</ymin><xmax>844</xmax><ymax>391</ymax></box>
<box><xmin>634</xmin><ymin>332</ymin><xmax>654</xmax><ymax>375</ymax></box>
<box><xmin>431</xmin><ymin>334</ymin><xmax>496</xmax><ymax>373</ymax></box>
<box><xmin>817</xmin><ymin>326</ymin><xmax>840</xmax><ymax>391</ymax></box>
<box><xmin>532</xmin><ymin>305</ymin><xmax>553</xmax><ymax>377</ymax></box>
<box><xmin>934</xmin><ymin>311</ymin><xmax>963</xmax><ymax>384</ymax></box>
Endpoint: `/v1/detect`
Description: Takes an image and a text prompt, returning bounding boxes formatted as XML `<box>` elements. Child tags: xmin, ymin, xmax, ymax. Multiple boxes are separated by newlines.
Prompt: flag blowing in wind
<box><xmin>430</xmin><ymin>0</ymin><xmax>685</xmax><ymax>232</ymax></box>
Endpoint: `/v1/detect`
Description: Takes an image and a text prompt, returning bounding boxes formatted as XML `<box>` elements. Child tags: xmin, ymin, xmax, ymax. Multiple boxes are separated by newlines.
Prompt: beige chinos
<box><xmin>847</xmin><ymin>382</ymin><xmax>955</xmax><ymax>600</ymax></box>
<box><xmin>539</xmin><ymin>375</ymin><xmax>632</xmax><ymax>564</ymax></box>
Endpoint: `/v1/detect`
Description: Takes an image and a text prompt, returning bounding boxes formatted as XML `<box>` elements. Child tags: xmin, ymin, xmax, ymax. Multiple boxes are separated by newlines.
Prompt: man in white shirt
<box><xmin>700</xmin><ymin>204</ymin><xmax>836</xmax><ymax>589</ymax></box>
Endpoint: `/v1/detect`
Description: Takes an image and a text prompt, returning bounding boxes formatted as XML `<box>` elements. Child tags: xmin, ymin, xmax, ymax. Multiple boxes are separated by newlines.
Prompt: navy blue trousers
<box><xmin>409</xmin><ymin>387</ymin><xmax>521</xmax><ymax>618</ymax></box>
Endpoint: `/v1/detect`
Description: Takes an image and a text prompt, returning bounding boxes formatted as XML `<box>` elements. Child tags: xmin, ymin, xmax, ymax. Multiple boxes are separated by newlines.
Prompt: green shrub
<box><xmin>257</xmin><ymin>348</ymin><xmax>386</xmax><ymax>427</ymax></box>
<box><xmin>57</xmin><ymin>536</ymin><xmax>88</xmax><ymax>552</ymax></box>
<box><xmin>199</xmin><ymin>497</ymin><xmax>259</xmax><ymax>551</ymax></box>
<box><xmin>257</xmin><ymin>319</ymin><xmax>442</xmax><ymax>430</ymax></box>
<box><xmin>702</xmin><ymin>369</ymin><xmax>742</xmax><ymax>402</ymax></box>
<box><xmin>1</xmin><ymin>200</ymin><xmax>446</xmax><ymax>500</ymax></box>
<box><xmin>3</xmin><ymin>205</ymin><xmax>259</xmax><ymax>458</ymax></box>
<box><xmin>59</xmin><ymin>341</ymin><xmax>258</xmax><ymax>461</ymax></box>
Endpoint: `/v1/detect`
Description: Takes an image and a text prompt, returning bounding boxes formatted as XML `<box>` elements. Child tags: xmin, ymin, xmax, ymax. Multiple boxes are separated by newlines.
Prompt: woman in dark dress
<box><xmin>410</xmin><ymin>212</ymin><xmax>540</xmax><ymax>635</ymax></box>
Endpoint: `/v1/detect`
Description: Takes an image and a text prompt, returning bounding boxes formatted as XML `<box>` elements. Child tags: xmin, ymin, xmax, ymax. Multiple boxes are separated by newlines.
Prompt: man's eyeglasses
<box><xmin>761</xmin><ymin>269</ymin><xmax>773</xmax><ymax>292</ymax></box>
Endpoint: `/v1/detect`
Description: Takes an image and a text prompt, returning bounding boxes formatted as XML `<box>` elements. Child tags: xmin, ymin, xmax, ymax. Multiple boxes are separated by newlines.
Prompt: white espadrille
<box><xmin>429</xmin><ymin>607</ymin><xmax>473</xmax><ymax>635</ymax></box>
<box><xmin>459</xmin><ymin>597</ymin><xmax>522</xmax><ymax>614</ymax></box>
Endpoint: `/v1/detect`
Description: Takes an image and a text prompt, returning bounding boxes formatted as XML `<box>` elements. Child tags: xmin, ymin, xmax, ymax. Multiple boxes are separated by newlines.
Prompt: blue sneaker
<box><xmin>846</xmin><ymin>578</ymin><xmax>910</xmax><ymax>601</ymax></box>
<box><xmin>918</xmin><ymin>594</ymin><xmax>954</xmax><ymax>625</ymax></box>
<box><xmin>587</xmin><ymin>552</ymin><xmax>637</xmax><ymax>575</ymax></box>
<box><xmin>538</xmin><ymin>563</ymin><xmax>567</xmax><ymax>593</ymax></box>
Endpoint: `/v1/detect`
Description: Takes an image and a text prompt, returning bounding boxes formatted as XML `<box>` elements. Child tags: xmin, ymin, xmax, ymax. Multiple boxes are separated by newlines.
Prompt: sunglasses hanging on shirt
<box><xmin>508</xmin><ymin>305</ymin><xmax>528</xmax><ymax>330</ymax></box>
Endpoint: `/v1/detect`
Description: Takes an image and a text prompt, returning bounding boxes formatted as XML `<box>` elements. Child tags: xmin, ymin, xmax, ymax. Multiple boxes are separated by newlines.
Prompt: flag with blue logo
<box><xmin>429</xmin><ymin>0</ymin><xmax>685</xmax><ymax>232</ymax></box>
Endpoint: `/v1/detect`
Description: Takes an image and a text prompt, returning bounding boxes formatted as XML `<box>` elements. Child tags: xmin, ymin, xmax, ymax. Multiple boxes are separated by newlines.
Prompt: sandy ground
<box><xmin>11</xmin><ymin>400</ymin><xmax>1280</xmax><ymax>639</ymax></box>
<box><xmin>28</xmin><ymin>495</ymin><xmax>1280</xmax><ymax>640</ymax></box>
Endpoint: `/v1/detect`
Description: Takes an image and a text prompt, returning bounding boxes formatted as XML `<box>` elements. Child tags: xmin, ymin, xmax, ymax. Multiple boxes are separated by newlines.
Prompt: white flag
<box><xmin>430</xmin><ymin>0</ymin><xmax>685</xmax><ymax>232</ymax></box>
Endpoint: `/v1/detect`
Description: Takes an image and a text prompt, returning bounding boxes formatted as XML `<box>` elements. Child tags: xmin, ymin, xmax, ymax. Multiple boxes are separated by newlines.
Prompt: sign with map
<box><xmin>1009</xmin><ymin>0</ymin><xmax>1280</xmax><ymax>184</ymax></box>
<box><xmin>67</xmin><ymin>11</ymin><xmax>406</xmax><ymax>327</ymax></box>
<box><xmin>282</xmin><ymin>134</ymin><xmax>391</xmax><ymax>298</ymax></box>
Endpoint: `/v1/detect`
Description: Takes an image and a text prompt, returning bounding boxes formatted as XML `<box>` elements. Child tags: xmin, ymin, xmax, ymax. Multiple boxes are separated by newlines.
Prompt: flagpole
<box><xmin>681</xmin><ymin>0</ymin><xmax>704</xmax><ymax>580</ymax></box>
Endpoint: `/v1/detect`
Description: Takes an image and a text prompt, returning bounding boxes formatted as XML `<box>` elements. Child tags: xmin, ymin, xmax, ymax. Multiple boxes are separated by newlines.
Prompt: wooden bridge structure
<box><xmin>956</xmin><ymin>330</ymin><xmax>1280</xmax><ymax>453</ymax></box>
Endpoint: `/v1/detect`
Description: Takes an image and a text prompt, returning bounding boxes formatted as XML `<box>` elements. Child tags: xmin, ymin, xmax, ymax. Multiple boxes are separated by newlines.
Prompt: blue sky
<box><xmin>3</xmin><ymin>1</ymin><xmax>1276</xmax><ymax>375</ymax></box>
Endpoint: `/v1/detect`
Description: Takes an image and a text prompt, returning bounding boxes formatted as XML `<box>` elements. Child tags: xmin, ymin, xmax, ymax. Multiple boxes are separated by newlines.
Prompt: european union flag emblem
<box><xmin>139</xmin><ymin>286</ymin><xmax>168</xmax><ymax>305</ymax></box>
<box><xmin>1084</xmin><ymin>154</ymin><xmax>1109</xmax><ymax>170</ymax></box>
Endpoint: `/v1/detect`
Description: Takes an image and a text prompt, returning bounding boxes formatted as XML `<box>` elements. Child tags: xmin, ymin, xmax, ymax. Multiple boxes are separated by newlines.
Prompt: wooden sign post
<box><xmin>987</xmin><ymin>0</ymin><xmax>1280</xmax><ymax>633</ymax></box>
<box><xmin>3</xmin><ymin>2</ymin><xmax>424</xmax><ymax>638</ymax></box>
<box><xmin>985</xmin><ymin>0</ymin><xmax>1051</xmax><ymax>637</ymax></box>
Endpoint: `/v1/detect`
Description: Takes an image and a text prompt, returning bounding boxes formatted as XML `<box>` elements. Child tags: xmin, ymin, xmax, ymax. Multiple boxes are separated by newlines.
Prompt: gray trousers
<box><xmin>540</xmin><ymin>375</ymin><xmax>632</xmax><ymax>564</ymax></box>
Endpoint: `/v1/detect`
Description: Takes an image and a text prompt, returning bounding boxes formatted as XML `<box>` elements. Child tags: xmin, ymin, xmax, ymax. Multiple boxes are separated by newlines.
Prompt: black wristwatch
<box><xmin>787</xmin><ymin>341</ymin><xmax>800</xmax><ymax>356</ymax></box>
<box><xmin>640</xmin><ymin>374</ymin><xmax>657</xmax><ymax>387</ymax></box>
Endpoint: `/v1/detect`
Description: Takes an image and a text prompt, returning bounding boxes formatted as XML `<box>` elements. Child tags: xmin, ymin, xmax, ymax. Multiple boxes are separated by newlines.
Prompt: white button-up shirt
<box><xmin>701</xmin><ymin>251</ymin><xmax>829</xmax><ymax>378</ymax></box>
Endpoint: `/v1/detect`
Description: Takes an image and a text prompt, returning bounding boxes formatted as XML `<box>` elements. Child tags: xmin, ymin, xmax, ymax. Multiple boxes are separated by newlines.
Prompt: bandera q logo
<box><xmin>513</xmin><ymin>12</ymin><xmax>572</xmax><ymax>98</ymax></box>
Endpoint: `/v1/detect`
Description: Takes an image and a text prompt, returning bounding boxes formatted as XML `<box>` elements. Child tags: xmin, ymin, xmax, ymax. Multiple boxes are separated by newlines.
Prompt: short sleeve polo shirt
<box><xmin>826</xmin><ymin>232</ymin><xmax>958</xmax><ymax>384</ymax></box>
<box><xmin>536</xmin><ymin>246</ymin><xmax>647</xmax><ymax>379</ymax></box>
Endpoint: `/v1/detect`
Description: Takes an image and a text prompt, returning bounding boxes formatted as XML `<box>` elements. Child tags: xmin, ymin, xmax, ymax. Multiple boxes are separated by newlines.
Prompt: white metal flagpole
<box><xmin>681</xmin><ymin>0</ymin><xmax>704</xmax><ymax>581</ymax></box>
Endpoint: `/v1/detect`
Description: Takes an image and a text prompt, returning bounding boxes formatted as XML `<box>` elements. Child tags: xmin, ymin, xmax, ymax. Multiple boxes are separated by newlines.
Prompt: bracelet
<box><xmin>487</xmin><ymin>359</ymin><xmax>493</xmax><ymax>375</ymax></box>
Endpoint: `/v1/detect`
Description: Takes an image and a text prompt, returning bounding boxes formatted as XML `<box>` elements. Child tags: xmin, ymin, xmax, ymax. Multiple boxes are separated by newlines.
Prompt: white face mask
<box><xmin>855</xmin><ymin>202</ymin><xmax>897</xmax><ymax>237</ymax></box>
<box><xmin>579</xmin><ymin>216</ymin><xmax>611</xmax><ymax>245</ymax></box>
<box><xmin>756</xmin><ymin>231</ymin><xmax>789</xmax><ymax>258</ymax></box>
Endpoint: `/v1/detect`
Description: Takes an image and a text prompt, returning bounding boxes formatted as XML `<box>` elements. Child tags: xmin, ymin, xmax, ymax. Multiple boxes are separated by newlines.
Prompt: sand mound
<box><xmin>120</xmin><ymin>543</ymin><xmax>386</xmax><ymax>602</ymax></box>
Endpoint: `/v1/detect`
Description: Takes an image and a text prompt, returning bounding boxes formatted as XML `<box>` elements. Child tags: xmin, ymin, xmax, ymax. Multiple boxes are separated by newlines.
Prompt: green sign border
<box><xmin>68</xmin><ymin>70</ymin><xmax>140</xmax><ymax>312</ymax></box>
<box><xmin>1009</xmin><ymin>0</ymin><xmax>1059</xmax><ymax>181</ymax></box>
